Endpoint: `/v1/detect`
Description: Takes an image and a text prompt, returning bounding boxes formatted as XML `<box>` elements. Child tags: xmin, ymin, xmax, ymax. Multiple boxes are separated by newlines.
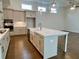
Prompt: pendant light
<box><xmin>52</xmin><ymin>3</ymin><xmax>56</xmax><ymax>7</ymax></box>
<box><xmin>70</xmin><ymin>0</ymin><xmax>76</xmax><ymax>10</ymax></box>
<box><xmin>50</xmin><ymin>0</ymin><xmax>57</xmax><ymax>13</ymax></box>
<box><xmin>70</xmin><ymin>5</ymin><xmax>76</xmax><ymax>10</ymax></box>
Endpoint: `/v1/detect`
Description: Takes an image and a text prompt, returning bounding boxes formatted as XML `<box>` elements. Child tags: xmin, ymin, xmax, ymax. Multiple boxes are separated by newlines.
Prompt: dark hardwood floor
<box><xmin>50</xmin><ymin>32</ymin><xmax>79</xmax><ymax>59</ymax></box>
<box><xmin>6</xmin><ymin>32</ymin><xmax>79</xmax><ymax>59</ymax></box>
<box><xmin>6</xmin><ymin>35</ymin><xmax>43</xmax><ymax>59</ymax></box>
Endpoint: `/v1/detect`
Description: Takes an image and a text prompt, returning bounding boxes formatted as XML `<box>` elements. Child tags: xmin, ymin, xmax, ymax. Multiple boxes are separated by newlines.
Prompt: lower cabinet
<box><xmin>40</xmin><ymin>38</ymin><xmax>44</xmax><ymax>55</ymax></box>
<box><xmin>10</xmin><ymin>27</ymin><xmax>26</xmax><ymax>36</ymax></box>
<box><xmin>30</xmin><ymin>31</ymin><xmax>44</xmax><ymax>55</ymax></box>
<box><xmin>0</xmin><ymin>45</ymin><xmax>2</xmax><ymax>59</ymax></box>
<box><xmin>0</xmin><ymin>30</ymin><xmax>10</xmax><ymax>59</ymax></box>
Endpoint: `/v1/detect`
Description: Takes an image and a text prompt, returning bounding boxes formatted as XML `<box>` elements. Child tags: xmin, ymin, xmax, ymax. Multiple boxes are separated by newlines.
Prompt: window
<box><xmin>50</xmin><ymin>8</ymin><xmax>57</xmax><ymax>13</ymax></box>
<box><xmin>38</xmin><ymin>6</ymin><xmax>46</xmax><ymax>12</ymax></box>
<box><xmin>22</xmin><ymin>4</ymin><xmax>32</xmax><ymax>10</ymax></box>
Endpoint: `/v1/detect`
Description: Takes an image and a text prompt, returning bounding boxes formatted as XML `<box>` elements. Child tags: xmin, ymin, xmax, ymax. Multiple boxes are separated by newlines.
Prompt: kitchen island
<box><xmin>28</xmin><ymin>28</ymin><xmax>69</xmax><ymax>59</ymax></box>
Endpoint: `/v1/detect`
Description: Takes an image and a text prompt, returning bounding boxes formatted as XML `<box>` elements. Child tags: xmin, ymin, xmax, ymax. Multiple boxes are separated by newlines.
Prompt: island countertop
<box><xmin>29</xmin><ymin>27</ymin><xmax>69</xmax><ymax>37</ymax></box>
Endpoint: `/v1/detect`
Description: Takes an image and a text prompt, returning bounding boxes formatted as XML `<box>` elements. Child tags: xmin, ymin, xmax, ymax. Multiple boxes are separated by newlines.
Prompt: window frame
<box><xmin>21</xmin><ymin>4</ymin><xmax>32</xmax><ymax>10</ymax></box>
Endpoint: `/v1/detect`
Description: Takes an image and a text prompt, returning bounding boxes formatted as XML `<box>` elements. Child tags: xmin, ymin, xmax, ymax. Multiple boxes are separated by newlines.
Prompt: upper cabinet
<box><xmin>13</xmin><ymin>10</ymin><xmax>25</xmax><ymax>22</ymax></box>
<box><xmin>3</xmin><ymin>9</ymin><xmax>13</xmax><ymax>19</ymax></box>
<box><xmin>26</xmin><ymin>11</ymin><xmax>36</xmax><ymax>18</ymax></box>
<box><xmin>3</xmin><ymin>0</ymin><xmax>22</xmax><ymax>10</ymax></box>
<box><xmin>2</xmin><ymin>0</ymin><xmax>10</xmax><ymax>9</ymax></box>
<box><xmin>3</xmin><ymin>9</ymin><xmax>25</xmax><ymax>22</ymax></box>
<box><xmin>0</xmin><ymin>0</ymin><xmax>3</xmax><ymax>12</ymax></box>
<box><xmin>0</xmin><ymin>0</ymin><xmax>3</xmax><ymax>28</ymax></box>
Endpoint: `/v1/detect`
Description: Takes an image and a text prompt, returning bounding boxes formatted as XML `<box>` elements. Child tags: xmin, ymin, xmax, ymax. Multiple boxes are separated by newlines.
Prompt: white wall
<box><xmin>35</xmin><ymin>0</ymin><xmax>66</xmax><ymax>30</ymax></box>
<box><xmin>64</xmin><ymin>8</ymin><xmax>79</xmax><ymax>33</ymax></box>
<box><xmin>36</xmin><ymin>10</ymin><xmax>65</xmax><ymax>30</ymax></box>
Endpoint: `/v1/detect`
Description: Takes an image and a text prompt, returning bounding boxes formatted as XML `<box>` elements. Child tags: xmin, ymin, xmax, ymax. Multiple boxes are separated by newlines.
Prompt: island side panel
<box><xmin>44</xmin><ymin>36</ymin><xmax>58</xmax><ymax>59</ymax></box>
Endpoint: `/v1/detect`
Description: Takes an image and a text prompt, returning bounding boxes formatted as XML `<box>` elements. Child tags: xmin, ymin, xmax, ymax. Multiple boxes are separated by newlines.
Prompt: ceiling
<box><xmin>22</xmin><ymin>0</ymin><xmax>53</xmax><ymax>4</ymax></box>
<box><xmin>21</xmin><ymin>0</ymin><xmax>79</xmax><ymax>11</ymax></box>
<box><xmin>22</xmin><ymin>0</ymin><xmax>55</xmax><ymax>7</ymax></box>
<box><xmin>22</xmin><ymin>0</ymin><xmax>79</xmax><ymax>7</ymax></box>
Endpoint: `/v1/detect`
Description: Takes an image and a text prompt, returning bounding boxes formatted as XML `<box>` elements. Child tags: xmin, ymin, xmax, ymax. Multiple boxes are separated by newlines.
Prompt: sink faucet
<box><xmin>38</xmin><ymin>23</ymin><xmax>42</xmax><ymax>30</ymax></box>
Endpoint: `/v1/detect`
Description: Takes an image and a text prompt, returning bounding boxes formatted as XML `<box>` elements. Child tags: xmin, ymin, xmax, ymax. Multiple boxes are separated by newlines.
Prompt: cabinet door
<box><xmin>0</xmin><ymin>37</ymin><xmax>6</xmax><ymax>59</ymax></box>
<box><xmin>30</xmin><ymin>31</ymin><xmax>36</xmax><ymax>47</ymax></box>
<box><xmin>34</xmin><ymin>33</ymin><xmax>40</xmax><ymax>50</ymax></box>
<box><xmin>13</xmin><ymin>27</ymin><xmax>26</xmax><ymax>35</ymax></box>
<box><xmin>0</xmin><ymin>13</ymin><xmax>3</xmax><ymax>28</ymax></box>
<box><xmin>0</xmin><ymin>45</ymin><xmax>3</xmax><ymax>59</ymax></box>
<box><xmin>0</xmin><ymin>1</ymin><xmax>3</xmax><ymax>12</ymax></box>
<box><xmin>40</xmin><ymin>37</ymin><xmax>44</xmax><ymax>55</ymax></box>
<box><xmin>13</xmin><ymin>11</ymin><xmax>25</xmax><ymax>22</ymax></box>
<box><xmin>30</xmin><ymin>32</ymin><xmax>44</xmax><ymax>55</ymax></box>
<box><xmin>0</xmin><ymin>39</ymin><xmax>5</xmax><ymax>59</ymax></box>
<box><xmin>4</xmin><ymin>9</ymin><xmax>13</xmax><ymax>19</ymax></box>
<box><xmin>2</xmin><ymin>37</ymin><xmax>7</xmax><ymax>57</ymax></box>
<box><xmin>30</xmin><ymin>33</ymin><xmax>33</xmax><ymax>43</ymax></box>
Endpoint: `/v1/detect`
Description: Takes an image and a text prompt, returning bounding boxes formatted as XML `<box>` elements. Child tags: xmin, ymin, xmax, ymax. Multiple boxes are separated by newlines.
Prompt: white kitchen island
<box><xmin>29</xmin><ymin>28</ymin><xmax>69</xmax><ymax>59</ymax></box>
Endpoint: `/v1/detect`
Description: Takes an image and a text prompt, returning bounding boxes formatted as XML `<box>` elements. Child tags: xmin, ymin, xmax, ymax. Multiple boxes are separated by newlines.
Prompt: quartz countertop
<box><xmin>0</xmin><ymin>28</ymin><xmax>9</xmax><ymax>40</ymax></box>
<box><xmin>29</xmin><ymin>28</ymin><xmax>69</xmax><ymax>36</ymax></box>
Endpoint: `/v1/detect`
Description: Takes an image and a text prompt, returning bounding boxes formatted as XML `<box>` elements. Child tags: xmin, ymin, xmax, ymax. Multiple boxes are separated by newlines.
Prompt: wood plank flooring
<box><xmin>6</xmin><ymin>35</ymin><xmax>43</xmax><ymax>59</ymax></box>
<box><xmin>50</xmin><ymin>32</ymin><xmax>79</xmax><ymax>59</ymax></box>
<box><xmin>6</xmin><ymin>32</ymin><xmax>79</xmax><ymax>59</ymax></box>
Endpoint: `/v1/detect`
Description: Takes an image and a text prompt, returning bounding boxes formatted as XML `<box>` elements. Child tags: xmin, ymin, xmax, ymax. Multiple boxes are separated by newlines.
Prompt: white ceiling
<box><xmin>22</xmin><ymin>0</ymin><xmax>79</xmax><ymax>9</ymax></box>
<box><xmin>22</xmin><ymin>0</ymin><xmax>53</xmax><ymax>4</ymax></box>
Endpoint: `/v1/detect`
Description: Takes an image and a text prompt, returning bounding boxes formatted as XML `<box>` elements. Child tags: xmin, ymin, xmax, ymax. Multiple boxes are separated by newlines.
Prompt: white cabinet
<box><xmin>30</xmin><ymin>31</ymin><xmax>44</xmax><ymax>55</ymax></box>
<box><xmin>13</xmin><ymin>11</ymin><xmax>25</xmax><ymax>21</ymax></box>
<box><xmin>2</xmin><ymin>31</ymin><xmax>10</xmax><ymax>59</ymax></box>
<box><xmin>4</xmin><ymin>9</ymin><xmax>26</xmax><ymax>36</ymax></box>
<box><xmin>0</xmin><ymin>45</ymin><xmax>2</xmax><ymax>59</ymax></box>
<box><xmin>0</xmin><ymin>40</ymin><xmax>4</xmax><ymax>59</ymax></box>
<box><xmin>34</xmin><ymin>33</ymin><xmax>44</xmax><ymax>55</ymax></box>
<box><xmin>0</xmin><ymin>0</ymin><xmax>3</xmax><ymax>28</ymax></box>
<box><xmin>0</xmin><ymin>13</ymin><xmax>3</xmax><ymax>28</ymax></box>
<box><xmin>0</xmin><ymin>0</ymin><xmax>3</xmax><ymax>12</ymax></box>
<box><xmin>30</xmin><ymin>31</ymin><xmax>35</xmax><ymax>46</ymax></box>
<box><xmin>39</xmin><ymin>36</ymin><xmax>44</xmax><ymax>55</ymax></box>
<box><xmin>10</xmin><ymin>27</ymin><xmax>26</xmax><ymax>36</ymax></box>
<box><xmin>3</xmin><ymin>9</ymin><xmax>13</xmax><ymax>19</ymax></box>
<box><xmin>0</xmin><ymin>29</ymin><xmax>10</xmax><ymax>59</ymax></box>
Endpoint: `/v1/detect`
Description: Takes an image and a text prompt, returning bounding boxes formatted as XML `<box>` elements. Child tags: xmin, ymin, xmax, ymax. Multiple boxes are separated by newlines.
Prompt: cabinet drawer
<box><xmin>13</xmin><ymin>27</ymin><xmax>26</xmax><ymax>35</ymax></box>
